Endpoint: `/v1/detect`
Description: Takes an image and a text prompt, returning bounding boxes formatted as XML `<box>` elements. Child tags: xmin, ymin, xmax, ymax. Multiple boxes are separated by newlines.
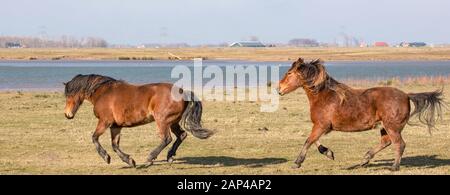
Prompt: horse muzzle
<box><xmin>65</xmin><ymin>112</ymin><xmax>74</xmax><ymax>119</ymax></box>
<box><xmin>276</xmin><ymin>88</ymin><xmax>285</xmax><ymax>96</ymax></box>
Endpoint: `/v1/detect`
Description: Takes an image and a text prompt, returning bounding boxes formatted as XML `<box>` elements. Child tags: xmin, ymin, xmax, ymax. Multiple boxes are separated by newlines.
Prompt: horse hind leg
<box><xmin>110</xmin><ymin>126</ymin><xmax>136</xmax><ymax>168</ymax></box>
<box><xmin>146</xmin><ymin>121</ymin><xmax>173</xmax><ymax>166</ymax></box>
<box><xmin>359</xmin><ymin>128</ymin><xmax>392</xmax><ymax>167</ymax></box>
<box><xmin>347</xmin><ymin>128</ymin><xmax>391</xmax><ymax>170</ymax></box>
<box><xmin>385</xmin><ymin>127</ymin><xmax>406</xmax><ymax>171</ymax></box>
<box><xmin>167</xmin><ymin>123</ymin><xmax>187</xmax><ymax>163</ymax></box>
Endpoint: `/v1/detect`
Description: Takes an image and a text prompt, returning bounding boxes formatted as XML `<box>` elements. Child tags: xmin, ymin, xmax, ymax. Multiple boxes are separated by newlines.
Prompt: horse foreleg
<box><xmin>92</xmin><ymin>121</ymin><xmax>111</xmax><ymax>164</ymax></box>
<box><xmin>167</xmin><ymin>123</ymin><xmax>187</xmax><ymax>163</ymax></box>
<box><xmin>146</xmin><ymin>122</ymin><xmax>172</xmax><ymax>165</ymax></box>
<box><xmin>315</xmin><ymin>141</ymin><xmax>334</xmax><ymax>160</ymax></box>
<box><xmin>111</xmin><ymin>126</ymin><xmax>136</xmax><ymax>168</ymax></box>
<box><xmin>293</xmin><ymin>126</ymin><xmax>325</xmax><ymax>168</ymax></box>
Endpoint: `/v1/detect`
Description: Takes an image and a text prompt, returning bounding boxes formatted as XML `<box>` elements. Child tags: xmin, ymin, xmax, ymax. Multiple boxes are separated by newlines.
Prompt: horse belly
<box><xmin>115</xmin><ymin>109</ymin><xmax>154</xmax><ymax>127</ymax></box>
<box><xmin>332</xmin><ymin>111</ymin><xmax>379</xmax><ymax>132</ymax></box>
<box><xmin>333</xmin><ymin>121</ymin><xmax>380</xmax><ymax>132</ymax></box>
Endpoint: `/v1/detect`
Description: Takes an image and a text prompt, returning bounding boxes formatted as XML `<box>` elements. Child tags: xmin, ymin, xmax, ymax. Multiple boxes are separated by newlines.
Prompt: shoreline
<box><xmin>1</xmin><ymin>47</ymin><xmax>450</xmax><ymax>62</ymax></box>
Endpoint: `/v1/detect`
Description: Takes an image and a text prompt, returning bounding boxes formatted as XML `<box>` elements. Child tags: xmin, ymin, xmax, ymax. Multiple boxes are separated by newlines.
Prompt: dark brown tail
<box><xmin>180</xmin><ymin>91</ymin><xmax>214</xmax><ymax>139</ymax></box>
<box><xmin>408</xmin><ymin>89</ymin><xmax>445</xmax><ymax>133</ymax></box>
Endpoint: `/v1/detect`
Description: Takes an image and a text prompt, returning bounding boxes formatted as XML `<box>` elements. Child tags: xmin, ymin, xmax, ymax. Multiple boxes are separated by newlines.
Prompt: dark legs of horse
<box><xmin>111</xmin><ymin>126</ymin><xmax>136</xmax><ymax>167</ymax></box>
<box><xmin>92</xmin><ymin>121</ymin><xmax>111</xmax><ymax>164</ymax></box>
<box><xmin>293</xmin><ymin>126</ymin><xmax>325</xmax><ymax>168</ymax></box>
<box><xmin>315</xmin><ymin>141</ymin><xmax>334</xmax><ymax>160</ymax></box>
<box><xmin>167</xmin><ymin>123</ymin><xmax>187</xmax><ymax>163</ymax></box>
<box><xmin>146</xmin><ymin>122</ymin><xmax>173</xmax><ymax>165</ymax></box>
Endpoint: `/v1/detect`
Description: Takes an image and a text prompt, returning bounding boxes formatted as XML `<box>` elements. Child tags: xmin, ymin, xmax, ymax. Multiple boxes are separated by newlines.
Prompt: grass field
<box><xmin>0</xmin><ymin>83</ymin><xmax>449</xmax><ymax>175</ymax></box>
<box><xmin>1</xmin><ymin>47</ymin><xmax>450</xmax><ymax>61</ymax></box>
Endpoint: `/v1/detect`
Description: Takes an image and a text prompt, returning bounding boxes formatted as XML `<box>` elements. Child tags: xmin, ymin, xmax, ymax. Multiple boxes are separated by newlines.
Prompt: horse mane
<box><xmin>64</xmin><ymin>74</ymin><xmax>123</xmax><ymax>97</ymax></box>
<box><xmin>299</xmin><ymin>59</ymin><xmax>350</xmax><ymax>103</ymax></box>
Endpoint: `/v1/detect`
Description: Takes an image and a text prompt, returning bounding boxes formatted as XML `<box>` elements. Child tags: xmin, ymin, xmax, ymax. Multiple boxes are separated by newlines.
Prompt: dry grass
<box><xmin>341</xmin><ymin>75</ymin><xmax>450</xmax><ymax>87</ymax></box>
<box><xmin>0</xmin><ymin>84</ymin><xmax>449</xmax><ymax>175</ymax></box>
<box><xmin>1</xmin><ymin>47</ymin><xmax>450</xmax><ymax>61</ymax></box>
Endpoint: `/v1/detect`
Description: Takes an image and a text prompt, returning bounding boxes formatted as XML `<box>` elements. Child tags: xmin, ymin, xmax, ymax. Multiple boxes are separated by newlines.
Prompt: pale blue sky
<box><xmin>1</xmin><ymin>0</ymin><xmax>449</xmax><ymax>44</ymax></box>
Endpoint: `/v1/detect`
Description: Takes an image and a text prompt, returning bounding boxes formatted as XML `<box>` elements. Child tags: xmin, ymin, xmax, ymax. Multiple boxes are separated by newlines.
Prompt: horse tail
<box><xmin>180</xmin><ymin>91</ymin><xmax>214</xmax><ymax>139</ymax></box>
<box><xmin>408</xmin><ymin>89</ymin><xmax>445</xmax><ymax>133</ymax></box>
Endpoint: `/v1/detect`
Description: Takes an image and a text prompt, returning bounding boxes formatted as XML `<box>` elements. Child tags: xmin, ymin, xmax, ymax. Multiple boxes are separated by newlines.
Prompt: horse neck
<box><xmin>302</xmin><ymin>85</ymin><xmax>330</xmax><ymax>106</ymax></box>
<box><xmin>85</xmin><ymin>85</ymin><xmax>108</xmax><ymax>104</ymax></box>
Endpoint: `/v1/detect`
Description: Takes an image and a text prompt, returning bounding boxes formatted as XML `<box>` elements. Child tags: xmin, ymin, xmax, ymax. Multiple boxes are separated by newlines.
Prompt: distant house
<box><xmin>359</xmin><ymin>42</ymin><xmax>369</xmax><ymax>47</ymax></box>
<box><xmin>399</xmin><ymin>42</ymin><xmax>410</xmax><ymax>47</ymax></box>
<box><xmin>409</xmin><ymin>42</ymin><xmax>427</xmax><ymax>47</ymax></box>
<box><xmin>374</xmin><ymin>42</ymin><xmax>389</xmax><ymax>47</ymax></box>
<box><xmin>229</xmin><ymin>41</ymin><xmax>265</xmax><ymax>47</ymax></box>
<box><xmin>399</xmin><ymin>42</ymin><xmax>427</xmax><ymax>47</ymax></box>
<box><xmin>5</xmin><ymin>42</ymin><xmax>22</xmax><ymax>48</ymax></box>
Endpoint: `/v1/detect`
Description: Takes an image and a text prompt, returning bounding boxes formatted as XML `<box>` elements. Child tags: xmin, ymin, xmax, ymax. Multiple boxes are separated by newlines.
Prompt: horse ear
<box><xmin>292</xmin><ymin>57</ymin><xmax>305</xmax><ymax>68</ymax></box>
<box><xmin>311</xmin><ymin>58</ymin><xmax>324</xmax><ymax>66</ymax></box>
<box><xmin>63</xmin><ymin>82</ymin><xmax>67</xmax><ymax>86</ymax></box>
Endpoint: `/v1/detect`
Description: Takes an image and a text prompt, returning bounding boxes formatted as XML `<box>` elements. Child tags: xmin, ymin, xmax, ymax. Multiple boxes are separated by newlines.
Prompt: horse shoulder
<box><xmin>309</xmin><ymin>91</ymin><xmax>338</xmax><ymax>127</ymax></box>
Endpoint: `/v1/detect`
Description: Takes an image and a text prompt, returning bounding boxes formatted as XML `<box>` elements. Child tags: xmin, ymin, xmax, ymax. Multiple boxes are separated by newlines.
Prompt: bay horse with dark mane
<box><xmin>278</xmin><ymin>58</ymin><xmax>445</xmax><ymax>171</ymax></box>
<box><xmin>63</xmin><ymin>74</ymin><xmax>213</xmax><ymax>167</ymax></box>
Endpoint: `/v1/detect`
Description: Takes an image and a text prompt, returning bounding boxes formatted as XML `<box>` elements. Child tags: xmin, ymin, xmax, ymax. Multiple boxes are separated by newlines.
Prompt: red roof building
<box><xmin>374</xmin><ymin>42</ymin><xmax>389</xmax><ymax>47</ymax></box>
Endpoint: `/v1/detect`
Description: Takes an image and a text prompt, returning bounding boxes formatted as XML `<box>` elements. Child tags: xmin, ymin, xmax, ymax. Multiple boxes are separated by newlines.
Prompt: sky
<box><xmin>1</xmin><ymin>0</ymin><xmax>450</xmax><ymax>45</ymax></box>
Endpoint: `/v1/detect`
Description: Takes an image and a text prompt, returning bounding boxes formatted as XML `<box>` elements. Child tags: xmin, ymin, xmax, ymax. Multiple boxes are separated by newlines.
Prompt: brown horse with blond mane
<box><xmin>63</xmin><ymin>74</ymin><xmax>213</xmax><ymax>167</ymax></box>
<box><xmin>278</xmin><ymin>58</ymin><xmax>444</xmax><ymax>171</ymax></box>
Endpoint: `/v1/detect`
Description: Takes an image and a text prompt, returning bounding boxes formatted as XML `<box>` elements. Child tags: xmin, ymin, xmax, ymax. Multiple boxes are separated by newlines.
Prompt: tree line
<box><xmin>0</xmin><ymin>36</ymin><xmax>108</xmax><ymax>48</ymax></box>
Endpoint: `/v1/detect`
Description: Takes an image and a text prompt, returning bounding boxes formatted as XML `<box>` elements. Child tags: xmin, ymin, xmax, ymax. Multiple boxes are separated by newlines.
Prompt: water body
<box><xmin>1</xmin><ymin>60</ymin><xmax>450</xmax><ymax>91</ymax></box>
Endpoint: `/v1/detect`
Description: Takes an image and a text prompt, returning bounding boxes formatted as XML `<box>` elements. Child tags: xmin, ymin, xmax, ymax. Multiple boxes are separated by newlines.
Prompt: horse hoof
<box><xmin>360</xmin><ymin>161</ymin><xmax>370</xmax><ymax>168</ymax></box>
<box><xmin>389</xmin><ymin>166</ymin><xmax>400</xmax><ymax>171</ymax></box>
<box><xmin>167</xmin><ymin>157</ymin><xmax>174</xmax><ymax>164</ymax></box>
<box><xmin>136</xmin><ymin>161</ymin><xmax>153</xmax><ymax>169</ymax></box>
<box><xmin>104</xmin><ymin>154</ymin><xmax>111</xmax><ymax>164</ymax></box>
<box><xmin>326</xmin><ymin>150</ymin><xmax>335</xmax><ymax>160</ymax></box>
<box><xmin>148</xmin><ymin>153</ymin><xmax>158</xmax><ymax>161</ymax></box>
<box><xmin>129</xmin><ymin>158</ymin><xmax>136</xmax><ymax>168</ymax></box>
<box><xmin>291</xmin><ymin>164</ymin><xmax>301</xmax><ymax>169</ymax></box>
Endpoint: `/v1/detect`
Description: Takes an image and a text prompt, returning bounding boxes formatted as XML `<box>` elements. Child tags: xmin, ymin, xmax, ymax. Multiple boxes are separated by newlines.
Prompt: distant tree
<box><xmin>288</xmin><ymin>38</ymin><xmax>319</xmax><ymax>47</ymax></box>
<box><xmin>0</xmin><ymin>35</ymin><xmax>108</xmax><ymax>48</ymax></box>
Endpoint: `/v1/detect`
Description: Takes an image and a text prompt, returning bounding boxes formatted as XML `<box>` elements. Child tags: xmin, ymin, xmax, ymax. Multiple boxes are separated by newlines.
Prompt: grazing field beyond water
<box><xmin>1</xmin><ymin>47</ymin><xmax>450</xmax><ymax>61</ymax></box>
<box><xmin>0</xmin><ymin>84</ymin><xmax>449</xmax><ymax>175</ymax></box>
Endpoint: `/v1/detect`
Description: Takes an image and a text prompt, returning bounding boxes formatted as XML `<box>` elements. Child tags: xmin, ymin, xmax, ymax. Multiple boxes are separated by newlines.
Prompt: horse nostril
<box><xmin>276</xmin><ymin>88</ymin><xmax>283</xmax><ymax>96</ymax></box>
